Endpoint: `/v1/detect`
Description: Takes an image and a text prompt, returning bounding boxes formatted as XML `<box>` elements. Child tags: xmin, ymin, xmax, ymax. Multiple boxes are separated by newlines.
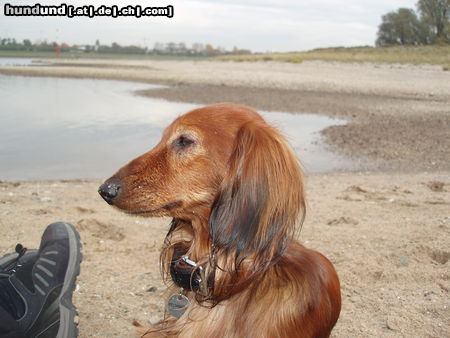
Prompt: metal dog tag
<box><xmin>168</xmin><ymin>293</ymin><xmax>189</xmax><ymax>319</ymax></box>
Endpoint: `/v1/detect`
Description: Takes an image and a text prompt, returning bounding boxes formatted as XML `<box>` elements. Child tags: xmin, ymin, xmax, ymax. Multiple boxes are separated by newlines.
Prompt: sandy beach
<box><xmin>0</xmin><ymin>59</ymin><xmax>449</xmax><ymax>337</ymax></box>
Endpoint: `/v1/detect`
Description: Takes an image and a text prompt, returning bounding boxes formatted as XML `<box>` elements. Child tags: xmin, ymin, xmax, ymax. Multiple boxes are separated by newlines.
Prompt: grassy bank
<box><xmin>216</xmin><ymin>45</ymin><xmax>450</xmax><ymax>65</ymax></box>
<box><xmin>2</xmin><ymin>45</ymin><xmax>449</xmax><ymax>66</ymax></box>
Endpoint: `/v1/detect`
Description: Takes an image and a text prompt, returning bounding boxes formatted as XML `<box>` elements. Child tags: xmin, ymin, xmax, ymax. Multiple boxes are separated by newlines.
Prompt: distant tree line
<box><xmin>0</xmin><ymin>38</ymin><xmax>64</xmax><ymax>52</ymax></box>
<box><xmin>0</xmin><ymin>38</ymin><xmax>251</xmax><ymax>56</ymax></box>
<box><xmin>376</xmin><ymin>0</ymin><xmax>449</xmax><ymax>46</ymax></box>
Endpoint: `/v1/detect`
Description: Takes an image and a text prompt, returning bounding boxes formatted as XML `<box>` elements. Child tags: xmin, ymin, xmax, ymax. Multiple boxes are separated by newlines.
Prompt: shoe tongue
<box><xmin>11</xmin><ymin>257</ymin><xmax>38</xmax><ymax>293</ymax></box>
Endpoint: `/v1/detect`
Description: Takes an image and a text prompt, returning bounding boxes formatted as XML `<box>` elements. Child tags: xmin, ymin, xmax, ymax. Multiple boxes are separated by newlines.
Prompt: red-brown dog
<box><xmin>99</xmin><ymin>103</ymin><xmax>341</xmax><ymax>337</ymax></box>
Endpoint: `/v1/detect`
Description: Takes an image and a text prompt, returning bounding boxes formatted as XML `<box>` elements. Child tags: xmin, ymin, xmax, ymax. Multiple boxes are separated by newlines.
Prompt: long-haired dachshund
<box><xmin>99</xmin><ymin>103</ymin><xmax>341</xmax><ymax>337</ymax></box>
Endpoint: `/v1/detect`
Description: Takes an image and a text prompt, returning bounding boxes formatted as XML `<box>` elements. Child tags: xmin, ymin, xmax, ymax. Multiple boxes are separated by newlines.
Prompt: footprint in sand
<box><xmin>28</xmin><ymin>208</ymin><xmax>52</xmax><ymax>215</ymax></box>
<box><xmin>77</xmin><ymin>218</ymin><xmax>125</xmax><ymax>241</ymax></box>
<box><xmin>425</xmin><ymin>181</ymin><xmax>447</xmax><ymax>192</ymax></box>
<box><xmin>327</xmin><ymin>216</ymin><xmax>359</xmax><ymax>226</ymax></box>
<box><xmin>338</xmin><ymin>185</ymin><xmax>423</xmax><ymax>207</ymax></box>
<box><xmin>337</xmin><ymin>185</ymin><xmax>387</xmax><ymax>201</ymax></box>
<box><xmin>428</xmin><ymin>249</ymin><xmax>450</xmax><ymax>264</ymax></box>
<box><xmin>75</xmin><ymin>206</ymin><xmax>96</xmax><ymax>214</ymax></box>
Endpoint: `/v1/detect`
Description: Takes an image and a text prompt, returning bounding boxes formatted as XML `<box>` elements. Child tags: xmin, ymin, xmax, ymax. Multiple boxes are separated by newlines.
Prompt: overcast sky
<box><xmin>1</xmin><ymin>0</ymin><xmax>417</xmax><ymax>52</ymax></box>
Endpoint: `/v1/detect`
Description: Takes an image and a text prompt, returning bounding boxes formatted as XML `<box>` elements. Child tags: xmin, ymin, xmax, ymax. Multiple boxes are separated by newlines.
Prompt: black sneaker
<box><xmin>0</xmin><ymin>222</ymin><xmax>82</xmax><ymax>338</ymax></box>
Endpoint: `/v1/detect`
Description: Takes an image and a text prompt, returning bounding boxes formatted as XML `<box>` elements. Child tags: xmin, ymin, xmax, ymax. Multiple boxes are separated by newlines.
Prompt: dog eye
<box><xmin>174</xmin><ymin>135</ymin><xmax>195</xmax><ymax>149</ymax></box>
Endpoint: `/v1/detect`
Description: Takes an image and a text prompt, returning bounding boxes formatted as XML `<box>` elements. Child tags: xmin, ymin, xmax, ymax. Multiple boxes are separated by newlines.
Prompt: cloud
<box><xmin>1</xmin><ymin>0</ymin><xmax>418</xmax><ymax>51</ymax></box>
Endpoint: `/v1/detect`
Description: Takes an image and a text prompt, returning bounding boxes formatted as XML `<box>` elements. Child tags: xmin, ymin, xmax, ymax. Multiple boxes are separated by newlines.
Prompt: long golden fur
<box><xmin>99</xmin><ymin>103</ymin><xmax>341</xmax><ymax>337</ymax></box>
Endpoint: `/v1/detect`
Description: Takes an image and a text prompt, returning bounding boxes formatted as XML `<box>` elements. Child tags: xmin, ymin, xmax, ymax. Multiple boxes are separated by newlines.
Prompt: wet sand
<box><xmin>0</xmin><ymin>59</ymin><xmax>449</xmax><ymax>337</ymax></box>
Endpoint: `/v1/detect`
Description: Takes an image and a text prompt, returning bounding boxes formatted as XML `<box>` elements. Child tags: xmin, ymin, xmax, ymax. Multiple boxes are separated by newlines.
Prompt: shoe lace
<box><xmin>0</xmin><ymin>244</ymin><xmax>28</xmax><ymax>276</ymax></box>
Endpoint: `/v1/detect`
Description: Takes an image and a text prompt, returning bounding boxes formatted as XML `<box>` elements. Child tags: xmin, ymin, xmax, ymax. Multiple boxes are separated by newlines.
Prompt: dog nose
<box><xmin>98</xmin><ymin>179</ymin><xmax>121</xmax><ymax>204</ymax></box>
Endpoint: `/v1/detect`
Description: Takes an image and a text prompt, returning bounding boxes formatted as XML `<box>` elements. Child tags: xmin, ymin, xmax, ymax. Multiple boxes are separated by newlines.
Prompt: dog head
<box><xmin>99</xmin><ymin>103</ymin><xmax>257</xmax><ymax>216</ymax></box>
<box><xmin>99</xmin><ymin>103</ymin><xmax>305</xmax><ymax>265</ymax></box>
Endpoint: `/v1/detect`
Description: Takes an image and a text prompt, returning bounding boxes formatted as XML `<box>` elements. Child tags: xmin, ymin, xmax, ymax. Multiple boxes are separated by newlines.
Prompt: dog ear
<box><xmin>209</xmin><ymin>119</ymin><xmax>305</xmax><ymax>269</ymax></box>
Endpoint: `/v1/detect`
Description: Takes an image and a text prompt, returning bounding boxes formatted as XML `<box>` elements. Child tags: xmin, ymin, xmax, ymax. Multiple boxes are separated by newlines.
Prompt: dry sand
<box><xmin>0</xmin><ymin>59</ymin><xmax>449</xmax><ymax>337</ymax></box>
<box><xmin>0</xmin><ymin>175</ymin><xmax>448</xmax><ymax>337</ymax></box>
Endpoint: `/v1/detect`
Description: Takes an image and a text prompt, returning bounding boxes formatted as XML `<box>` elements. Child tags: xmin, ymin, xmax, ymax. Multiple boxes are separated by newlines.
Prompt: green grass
<box><xmin>215</xmin><ymin>45</ymin><xmax>450</xmax><ymax>65</ymax></box>
<box><xmin>0</xmin><ymin>50</ymin><xmax>206</xmax><ymax>61</ymax></box>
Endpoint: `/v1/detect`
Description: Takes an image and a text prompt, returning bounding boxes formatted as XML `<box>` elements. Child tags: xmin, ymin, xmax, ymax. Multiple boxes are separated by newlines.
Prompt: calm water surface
<box><xmin>0</xmin><ymin>57</ymin><xmax>49</xmax><ymax>67</ymax></box>
<box><xmin>0</xmin><ymin>71</ymin><xmax>354</xmax><ymax>181</ymax></box>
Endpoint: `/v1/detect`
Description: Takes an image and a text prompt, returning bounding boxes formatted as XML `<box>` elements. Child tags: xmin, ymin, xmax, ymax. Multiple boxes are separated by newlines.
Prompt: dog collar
<box><xmin>170</xmin><ymin>252</ymin><xmax>203</xmax><ymax>291</ymax></box>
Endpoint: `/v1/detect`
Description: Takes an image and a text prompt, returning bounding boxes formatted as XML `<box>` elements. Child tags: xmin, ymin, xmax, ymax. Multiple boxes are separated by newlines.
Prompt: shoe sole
<box><xmin>55</xmin><ymin>222</ymin><xmax>82</xmax><ymax>338</ymax></box>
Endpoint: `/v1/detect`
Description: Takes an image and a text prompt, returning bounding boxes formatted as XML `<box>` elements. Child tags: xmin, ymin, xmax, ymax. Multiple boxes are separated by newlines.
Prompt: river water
<box><xmin>0</xmin><ymin>59</ymin><xmax>354</xmax><ymax>181</ymax></box>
